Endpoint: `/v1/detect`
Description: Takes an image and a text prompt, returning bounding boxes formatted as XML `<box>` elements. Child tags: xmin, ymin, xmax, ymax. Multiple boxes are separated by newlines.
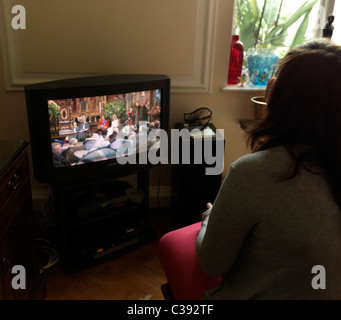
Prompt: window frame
<box><xmin>223</xmin><ymin>0</ymin><xmax>336</xmax><ymax>92</ymax></box>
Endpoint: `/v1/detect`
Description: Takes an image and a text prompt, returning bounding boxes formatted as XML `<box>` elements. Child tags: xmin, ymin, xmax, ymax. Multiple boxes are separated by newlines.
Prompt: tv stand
<box><xmin>51</xmin><ymin>168</ymin><xmax>156</xmax><ymax>273</ymax></box>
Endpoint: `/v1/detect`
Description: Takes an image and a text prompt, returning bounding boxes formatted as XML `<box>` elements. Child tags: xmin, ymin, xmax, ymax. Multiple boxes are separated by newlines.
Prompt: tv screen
<box><xmin>25</xmin><ymin>74</ymin><xmax>170</xmax><ymax>185</ymax></box>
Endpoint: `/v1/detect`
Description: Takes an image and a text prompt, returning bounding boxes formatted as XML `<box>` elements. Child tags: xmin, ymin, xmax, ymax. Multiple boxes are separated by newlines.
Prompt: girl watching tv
<box><xmin>159</xmin><ymin>39</ymin><xmax>341</xmax><ymax>300</ymax></box>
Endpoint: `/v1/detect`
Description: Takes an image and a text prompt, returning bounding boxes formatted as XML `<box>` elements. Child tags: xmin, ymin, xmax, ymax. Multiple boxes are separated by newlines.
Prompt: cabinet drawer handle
<box><xmin>7</xmin><ymin>173</ymin><xmax>20</xmax><ymax>191</ymax></box>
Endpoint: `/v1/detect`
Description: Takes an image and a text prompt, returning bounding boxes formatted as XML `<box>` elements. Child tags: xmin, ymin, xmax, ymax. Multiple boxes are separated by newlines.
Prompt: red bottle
<box><xmin>228</xmin><ymin>35</ymin><xmax>244</xmax><ymax>85</ymax></box>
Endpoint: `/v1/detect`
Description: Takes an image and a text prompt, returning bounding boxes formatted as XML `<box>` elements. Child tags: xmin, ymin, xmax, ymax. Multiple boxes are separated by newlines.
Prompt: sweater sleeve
<box><xmin>196</xmin><ymin>164</ymin><xmax>257</xmax><ymax>277</ymax></box>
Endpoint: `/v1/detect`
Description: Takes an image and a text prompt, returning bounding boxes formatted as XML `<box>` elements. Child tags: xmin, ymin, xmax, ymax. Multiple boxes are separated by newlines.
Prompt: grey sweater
<box><xmin>196</xmin><ymin>146</ymin><xmax>341</xmax><ymax>300</ymax></box>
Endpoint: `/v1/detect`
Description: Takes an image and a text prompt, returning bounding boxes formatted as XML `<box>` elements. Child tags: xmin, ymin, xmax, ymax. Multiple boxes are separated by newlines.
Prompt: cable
<box><xmin>41</xmin><ymin>194</ymin><xmax>55</xmax><ymax>223</ymax></box>
<box><xmin>36</xmin><ymin>238</ymin><xmax>59</xmax><ymax>274</ymax></box>
<box><xmin>157</xmin><ymin>165</ymin><xmax>162</xmax><ymax>210</ymax></box>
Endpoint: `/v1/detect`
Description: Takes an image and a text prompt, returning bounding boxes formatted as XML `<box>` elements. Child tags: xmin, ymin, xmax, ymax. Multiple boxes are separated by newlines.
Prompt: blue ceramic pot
<box><xmin>247</xmin><ymin>48</ymin><xmax>279</xmax><ymax>87</ymax></box>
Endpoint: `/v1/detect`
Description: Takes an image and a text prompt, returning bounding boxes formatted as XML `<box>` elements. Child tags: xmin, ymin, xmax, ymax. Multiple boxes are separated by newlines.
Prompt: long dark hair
<box><xmin>248</xmin><ymin>40</ymin><xmax>341</xmax><ymax>209</ymax></box>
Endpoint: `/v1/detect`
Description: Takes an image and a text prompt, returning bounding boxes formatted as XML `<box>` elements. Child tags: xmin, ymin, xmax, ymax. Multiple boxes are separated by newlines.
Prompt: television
<box><xmin>25</xmin><ymin>74</ymin><xmax>171</xmax><ymax>186</ymax></box>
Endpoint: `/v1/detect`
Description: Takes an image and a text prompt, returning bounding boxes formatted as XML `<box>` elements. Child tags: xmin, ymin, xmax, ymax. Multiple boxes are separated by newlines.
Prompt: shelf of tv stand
<box><xmin>66</xmin><ymin>200</ymin><xmax>147</xmax><ymax>228</ymax></box>
<box><xmin>60</xmin><ymin>226</ymin><xmax>157</xmax><ymax>274</ymax></box>
<box><xmin>52</xmin><ymin>168</ymin><xmax>154</xmax><ymax>273</ymax></box>
<box><xmin>60</xmin><ymin>202</ymin><xmax>156</xmax><ymax>273</ymax></box>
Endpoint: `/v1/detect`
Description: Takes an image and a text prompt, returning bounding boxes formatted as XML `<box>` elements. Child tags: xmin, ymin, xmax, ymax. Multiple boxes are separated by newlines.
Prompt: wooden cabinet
<box><xmin>0</xmin><ymin>140</ymin><xmax>44</xmax><ymax>299</ymax></box>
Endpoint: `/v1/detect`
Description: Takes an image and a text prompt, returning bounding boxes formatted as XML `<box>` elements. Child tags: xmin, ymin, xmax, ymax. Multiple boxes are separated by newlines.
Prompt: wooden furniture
<box><xmin>0</xmin><ymin>140</ymin><xmax>44</xmax><ymax>299</ymax></box>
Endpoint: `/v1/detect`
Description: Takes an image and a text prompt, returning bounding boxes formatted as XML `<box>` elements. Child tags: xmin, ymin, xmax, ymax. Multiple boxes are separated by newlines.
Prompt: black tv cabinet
<box><xmin>51</xmin><ymin>168</ymin><xmax>156</xmax><ymax>273</ymax></box>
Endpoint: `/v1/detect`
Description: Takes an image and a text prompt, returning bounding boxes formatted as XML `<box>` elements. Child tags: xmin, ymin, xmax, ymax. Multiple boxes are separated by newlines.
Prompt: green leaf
<box><xmin>234</xmin><ymin>0</ymin><xmax>243</xmax><ymax>31</ymax></box>
<box><xmin>235</xmin><ymin>0</ymin><xmax>255</xmax><ymax>30</ymax></box>
<box><xmin>284</xmin><ymin>0</ymin><xmax>319</xmax><ymax>29</ymax></box>
<box><xmin>264</xmin><ymin>0</ymin><xmax>318</xmax><ymax>46</ymax></box>
<box><xmin>263</xmin><ymin>0</ymin><xmax>279</xmax><ymax>25</ymax></box>
<box><xmin>250</xmin><ymin>0</ymin><xmax>260</xmax><ymax>21</ymax></box>
<box><xmin>236</xmin><ymin>0</ymin><xmax>260</xmax><ymax>52</ymax></box>
<box><xmin>240</xmin><ymin>24</ymin><xmax>257</xmax><ymax>52</ymax></box>
<box><xmin>271</xmin><ymin>30</ymin><xmax>288</xmax><ymax>47</ymax></box>
<box><xmin>290</xmin><ymin>10</ymin><xmax>311</xmax><ymax>49</ymax></box>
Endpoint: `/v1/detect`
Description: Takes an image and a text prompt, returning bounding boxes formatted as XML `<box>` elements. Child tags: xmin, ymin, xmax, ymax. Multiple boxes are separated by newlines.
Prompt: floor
<box><xmin>40</xmin><ymin>209</ymin><xmax>175</xmax><ymax>300</ymax></box>
<box><xmin>45</xmin><ymin>241</ymin><xmax>166</xmax><ymax>300</ymax></box>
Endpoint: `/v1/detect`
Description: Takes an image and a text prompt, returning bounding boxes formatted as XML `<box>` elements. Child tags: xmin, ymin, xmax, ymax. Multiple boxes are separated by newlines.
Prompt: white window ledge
<box><xmin>222</xmin><ymin>83</ymin><xmax>265</xmax><ymax>92</ymax></box>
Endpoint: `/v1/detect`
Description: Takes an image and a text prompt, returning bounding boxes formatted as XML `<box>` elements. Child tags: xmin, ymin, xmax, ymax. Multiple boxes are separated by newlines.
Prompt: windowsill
<box><xmin>222</xmin><ymin>83</ymin><xmax>265</xmax><ymax>92</ymax></box>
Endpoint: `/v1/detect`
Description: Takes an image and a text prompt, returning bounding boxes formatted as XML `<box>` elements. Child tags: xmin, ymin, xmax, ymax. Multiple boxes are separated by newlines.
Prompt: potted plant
<box><xmin>251</xmin><ymin>96</ymin><xmax>267</xmax><ymax>120</ymax></box>
<box><xmin>234</xmin><ymin>0</ymin><xmax>319</xmax><ymax>86</ymax></box>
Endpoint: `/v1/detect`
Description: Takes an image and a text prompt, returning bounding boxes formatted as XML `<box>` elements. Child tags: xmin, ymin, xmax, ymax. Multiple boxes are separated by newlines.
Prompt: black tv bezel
<box><xmin>25</xmin><ymin>74</ymin><xmax>171</xmax><ymax>186</ymax></box>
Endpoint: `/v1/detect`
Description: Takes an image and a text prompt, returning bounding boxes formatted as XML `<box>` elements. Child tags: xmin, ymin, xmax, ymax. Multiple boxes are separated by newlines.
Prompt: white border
<box><xmin>0</xmin><ymin>0</ymin><xmax>218</xmax><ymax>93</ymax></box>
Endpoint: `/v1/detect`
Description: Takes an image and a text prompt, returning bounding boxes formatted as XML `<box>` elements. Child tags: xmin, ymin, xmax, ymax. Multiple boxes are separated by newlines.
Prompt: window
<box><xmin>234</xmin><ymin>0</ymin><xmax>323</xmax><ymax>58</ymax></box>
<box><xmin>331</xmin><ymin>0</ymin><xmax>341</xmax><ymax>45</ymax></box>
<box><xmin>225</xmin><ymin>0</ymin><xmax>336</xmax><ymax>90</ymax></box>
